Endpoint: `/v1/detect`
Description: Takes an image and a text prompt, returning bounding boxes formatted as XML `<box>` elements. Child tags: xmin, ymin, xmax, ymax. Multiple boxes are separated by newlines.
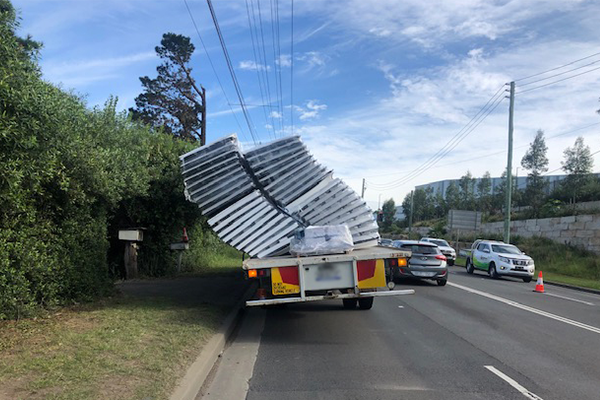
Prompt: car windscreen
<box><xmin>491</xmin><ymin>244</ymin><xmax>522</xmax><ymax>255</ymax></box>
<box><xmin>401</xmin><ymin>244</ymin><xmax>439</xmax><ymax>254</ymax></box>
<box><xmin>430</xmin><ymin>239</ymin><xmax>449</xmax><ymax>247</ymax></box>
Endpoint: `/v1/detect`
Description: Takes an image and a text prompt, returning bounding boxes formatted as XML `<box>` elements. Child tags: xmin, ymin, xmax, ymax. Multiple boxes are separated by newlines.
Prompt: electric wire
<box><xmin>244</xmin><ymin>0</ymin><xmax>276</xmax><ymax>139</ymax></box>
<box><xmin>206</xmin><ymin>0</ymin><xmax>258</xmax><ymax>144</ymax></box>
<box><xmin>254</xmin><ymin>0</ymin><xmax>276</xmax><ymax>137</ymax></box>
<box><xmin>515</xmin><ymin>51</ymin><xmax>600</xmax><ymax>82</ymax></box>
<box><xmin>269</xmin><ymin>0</ymin><xmax>284</xmax><ymax>134</ymax></box>
<box><xmin>274</xmin><ymin>0</ymin><xmax>285</xmax><ymax>135</ymax></box>
<box><xmin>290</xmin><ymin>0</ymin><xmax>294</xmax><ymax>136</ymax></box>
<box><xmin>182</xmin><ymin>0</ymin><xmax>249</xmax><ymax>143</ymax></box>
<box><xmin>543</xmin><ymin>149</ymin><xmax>600</xmax><ymax>176</ymax></box>
<box><xmin>367</xmin><ymin>94</ymin><xmax>508</xmax><ymax>190</ymax></box>
<box><xmin>517</xmin><ymin>58</ymin><xmax>600</xmax><ymax>87</ymax></box>
<box><xmin>366</xmin><ymin>85</ymin><xmax>507</xmax><ymax>190</ymax></box>
<box><xmin>517</xmin><ymin>65</ymin><xmax>600</xmax><ymax>95</ymax></box>
<box><xmin>361</xmin><ymin>121</ymin><xmax>600</xmax><ymax>179</ymax></box>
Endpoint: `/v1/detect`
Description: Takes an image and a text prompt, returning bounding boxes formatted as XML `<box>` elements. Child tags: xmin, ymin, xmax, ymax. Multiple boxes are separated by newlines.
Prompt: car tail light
<box><xmin>389</xmin><ymin>258</ymin><xmax>397</xmax><ymax>266</ymax></box>
<box><xmin>435</xmin><ymin>255</ymin><xmax>447</xmax><ymax>261</ymax></box>
<box><xmin>439</xmin><ymin>269</ymin><xmax>447</xmax><ymax>276</ymax></box>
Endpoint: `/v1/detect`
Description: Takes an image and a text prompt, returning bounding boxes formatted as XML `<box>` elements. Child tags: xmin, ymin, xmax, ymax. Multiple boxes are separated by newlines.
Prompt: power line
<box><xmin>244</xmin><ymin>0</ymin><xmax>276</xmax><ymax>139</ymax></box>
<box><xmin>271</xmin><ymin>0</ymin><xmax>285</xmax><ymax>135</ymax></box>
<box><xmin>362</xmin><ymin>121</ymin><xmax>600</xmax><ymax>180</ymax></box>
<box><xmin>543</xmin><ymin>149</ymin><xmax>600</xmax><ymax>176</ymax></box>
<box><xmin>290</xmin><ymin>0</ymin><xmax>294</xmax><ymax>136</ymax></box>
<box><xmin>367</xmin><ymin>85</ymin><xmax>507</xmax><ymax>190</ymax></box>
<box><xmin>517</xmin><ymin>65</ymin><xmax>600</xmax><ymax>95</ymax></box>
<box><xmin>206</xmin><ymin>0</ymin><xmax>259</xmax><ymax>144</ymax></box>
<box><xmin>515</xmin><ymin>51</ymin><xmax>600</xmax><ymax>82</ymax></box>
<box><xmin>517</xmin><ymin>58</ymin><xmax>600</xmax><ymax>87</ymax></box>
<box><xmin>254</xmin><ymin>0</ymin><xmax>276</xmax><ymax>138</ymax></box>
<box><xmin>182</xmin><ymin>0</ymin><xmax>249</xmax><ymax>143</ymax></box>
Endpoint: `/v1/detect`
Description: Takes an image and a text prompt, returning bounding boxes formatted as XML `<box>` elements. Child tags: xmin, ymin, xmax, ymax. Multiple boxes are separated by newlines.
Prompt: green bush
<box><xmin>0</xmin><ymin>1</ymin><xmax>218</xmax><ymax>319</ymax></box>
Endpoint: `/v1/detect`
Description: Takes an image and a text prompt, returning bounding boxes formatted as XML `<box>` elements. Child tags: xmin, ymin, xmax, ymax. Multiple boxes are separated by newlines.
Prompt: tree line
<box><xmin>388</xmin><ymin>130</ymin><xmax>598</xmax><ymax>226</ymax></box>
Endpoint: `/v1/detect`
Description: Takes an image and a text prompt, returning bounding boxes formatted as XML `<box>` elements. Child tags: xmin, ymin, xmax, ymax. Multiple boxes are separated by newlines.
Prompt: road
<box><xmin>201</xmin><ymin>266</ymin><xmax>600</xmax><ymax>400</ymax></box>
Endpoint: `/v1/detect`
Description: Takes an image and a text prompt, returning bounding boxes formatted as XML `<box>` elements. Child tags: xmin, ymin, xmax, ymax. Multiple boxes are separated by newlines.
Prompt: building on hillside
<box><xmin>415</xmin><ymin>173</ymin><xmax>600</xmax><ymax>199</ymax></box>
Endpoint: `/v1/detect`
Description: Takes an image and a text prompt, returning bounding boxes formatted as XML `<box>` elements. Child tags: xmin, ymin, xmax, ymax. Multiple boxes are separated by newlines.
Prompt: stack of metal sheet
<box><xmin>180</xmin><ymin>136</ymin><xmax>301</xmax><ymax>258</ymax></box>
<box><xmin>180</xmin><ymin>134</ymin><xmax>379</xmax><ymax>258</ymax></box>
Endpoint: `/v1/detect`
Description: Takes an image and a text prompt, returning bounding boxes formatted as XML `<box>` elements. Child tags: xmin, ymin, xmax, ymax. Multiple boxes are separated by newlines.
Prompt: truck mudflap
<box><xmin>245</xmin><ymin>289</ymin><xmax>415</xmax><ymax>307</ymax></box>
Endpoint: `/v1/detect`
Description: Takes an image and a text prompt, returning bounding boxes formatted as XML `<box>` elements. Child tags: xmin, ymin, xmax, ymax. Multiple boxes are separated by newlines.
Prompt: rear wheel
<box><xmin>466</xmin><ymin>259</ymin><xmax>474</xmax><ymax>274</ymax></box>
<box><xmin>358</xmin><ymin>297</ymin><xmax>374</xmax><ymax>310</ymax></box>
<box><xmin>523</xmin><ymin>276</ymin><xmax>532</xmax><ymax>283</ymax></box>
<box><xmin>343</xmin><ymin>299</ymin><xmax>357</xmax><ymax>309</ymax></box>
<box><xmin>448</xmin><ymin>260</ymin><xmax>454</xmax><ymax>266</ymax></box>
<box><xmin>488</xmin><ymin>263</ymin><xmax>499</xmax><ymax>279</ymax></box>
<box><xmin>437</xmin><ymin>279</ymin><xmax>447</xmax><ymax>286</ymax></box>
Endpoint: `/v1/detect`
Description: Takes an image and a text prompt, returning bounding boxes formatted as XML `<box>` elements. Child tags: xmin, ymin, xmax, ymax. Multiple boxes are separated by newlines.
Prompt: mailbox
<box><xmin>118</xmin><ymin>229</ymin><xmax>144</xmax><ymax>242</ymax></box>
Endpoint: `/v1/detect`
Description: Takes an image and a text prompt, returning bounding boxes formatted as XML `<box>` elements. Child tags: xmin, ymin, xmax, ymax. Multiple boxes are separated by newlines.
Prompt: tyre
<box><xmin>523</xmin><ymin>276</ymin><xmax>532</xmax><ymax>283</ymax></box>
<box><xmin>466</xmin><ymin>258</ymin><xmax>474</xmax><ymax>274</ymax></box>
<box><xmin>343</xmin><ymin>299</ymin><xmax>357</xmax><ymax>309</ymax></box>
<box><xmin>437</xmin><ymin>278</ymin><xmax>447</xmax><ymax>286</ymax></box>
<box><xmin>358</xmin><ymin>297</ymin><xmax>374</xmax><ymax>310</ymax></box>
<box><xmin>448</xmin><ymin>260</ymin><xmax>454</xmax><ymax>266</ymax></box>
<box><xmin>488</xmin><ymin>262</ymin><xmax>499</xmax><ymax>279</ymax></box>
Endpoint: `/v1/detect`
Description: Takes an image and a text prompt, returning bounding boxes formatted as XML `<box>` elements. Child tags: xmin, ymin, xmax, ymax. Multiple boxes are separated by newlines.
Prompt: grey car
<box><xmin>391</xmin><ymin>240</ymin><xmax>448</xmax><ymax>286</ymax></box>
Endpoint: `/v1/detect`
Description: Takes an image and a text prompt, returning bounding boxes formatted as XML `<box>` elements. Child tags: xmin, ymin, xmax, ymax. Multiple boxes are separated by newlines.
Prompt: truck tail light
<box><xmin>435</xmin><ymin>255</ymin><xmax>447</xmax><ymax>261</ymax></box>
<box><xmin>248</xmin><ymin>269</ymin><xmax>258</xmax><ymax>278</ymax></box>
<box><xmin>397</xmin><ymin>258</ymin><xmax>407</xmax><ymax>266</ymax></box>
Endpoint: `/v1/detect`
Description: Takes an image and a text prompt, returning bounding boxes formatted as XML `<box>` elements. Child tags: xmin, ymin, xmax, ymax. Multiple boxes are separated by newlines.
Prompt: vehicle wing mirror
<box><xmin>484</xmin><ymin>248</ymin><xmax>490</xmax><ymax>253</ymax></box>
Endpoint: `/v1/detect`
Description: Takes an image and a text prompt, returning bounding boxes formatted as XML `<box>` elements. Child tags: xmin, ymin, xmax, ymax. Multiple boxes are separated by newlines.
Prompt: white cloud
<box><xmin>239</xmin><ymin>60</ymin><xmax>270</xmax><ymax>71</ymax></box>
<box><xmin>295</xmin><ymin>100</ymin><xmax>328</xmax><ymax>121</ymax></box>
<box><xmin>42</xmin><ymin>52</ymin><xmax>155</xmax><ymax>87</ymax></box>
<box><xmin>276</xmin><ymin>54</ymin><xmax>291</xmax><ymax>67</ymax></box>
<box><xmin>269</xmin><ymin>111</ymin><xmax>282</xmax><ymax>119</ymax></box>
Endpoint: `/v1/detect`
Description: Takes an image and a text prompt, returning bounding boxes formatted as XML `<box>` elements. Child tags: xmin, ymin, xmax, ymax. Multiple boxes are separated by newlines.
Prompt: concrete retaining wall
<box><xmin>480</xmin><ymin>214</ymin><xmax>600</xmax><ymax>253</ymax></box>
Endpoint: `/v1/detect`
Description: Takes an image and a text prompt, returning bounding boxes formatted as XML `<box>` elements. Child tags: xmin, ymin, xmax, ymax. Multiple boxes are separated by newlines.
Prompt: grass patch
<box><xmin>455</xmin><ymin>256</ymin><xmax>466</xmax><ymax>267</ymax></box>
<box><xmin>542</xmin><ymin>272</ymin><xmax>600</xmax><ymax>291</ymax></box>
<box><xmin>0</xmin><ymin>295</ymin><xmax>224</xmax><ymax>400</ymax></box>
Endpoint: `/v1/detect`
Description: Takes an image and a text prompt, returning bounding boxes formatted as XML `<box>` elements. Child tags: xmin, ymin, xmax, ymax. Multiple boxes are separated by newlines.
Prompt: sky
<box><xmin>11</xmin><ymin>0</ymin><xmax>600</xmax><ymax>210</ymax></box>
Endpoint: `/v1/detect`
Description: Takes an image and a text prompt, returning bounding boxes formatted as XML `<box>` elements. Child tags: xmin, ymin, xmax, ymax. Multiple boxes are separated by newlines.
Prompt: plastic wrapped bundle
<box><xmin>290</xmin><ymin>225</ymin><xmax>354</xmax><ymax>256</ymax></box>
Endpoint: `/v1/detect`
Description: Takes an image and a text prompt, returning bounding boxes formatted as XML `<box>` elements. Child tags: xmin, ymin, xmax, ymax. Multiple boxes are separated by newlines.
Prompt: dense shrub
<box><xmin>0</xmin><ymin>1</ymin><xmax>212</xmax><ymax>319</ymax></box>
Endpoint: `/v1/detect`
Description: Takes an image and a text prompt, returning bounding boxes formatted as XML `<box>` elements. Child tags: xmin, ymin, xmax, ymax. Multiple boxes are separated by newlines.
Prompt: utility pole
<box><xmin>200</xmin><ymin>86</ymin><xmax>207</xmax><ymax>146</ymax></box>
<box><xmin>361</xmin><ymin>178</ymin><xmax>366</xmax><ymax>198</ymax></box>
<box><xmin>504</xmin><ymin>81</ymin><xmax>515</xmax><ymax>243</ymax></box>
<box><xmin>408</xmin><ymin>190</ymin><xmax>414</xmax><ymax>234</ymax></box>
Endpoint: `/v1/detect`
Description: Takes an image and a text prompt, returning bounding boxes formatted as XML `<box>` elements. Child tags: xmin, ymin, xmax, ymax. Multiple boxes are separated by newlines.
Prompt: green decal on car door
<box><xmin>473</xmin><ymin>254</ymin><xmax>488</xmax><ymax>270</ymax></box>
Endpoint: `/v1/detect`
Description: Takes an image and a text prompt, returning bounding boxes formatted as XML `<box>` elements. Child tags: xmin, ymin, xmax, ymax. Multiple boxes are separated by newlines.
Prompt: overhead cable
<box><xmin>206</xmin><ymin>0</ymin><xmax>259</xmax><ymax>144</ymax></box>
<box><xmin>183</xmin><ymin>0</ymin><xmax>249</xmax><ymax>143</ymax></box>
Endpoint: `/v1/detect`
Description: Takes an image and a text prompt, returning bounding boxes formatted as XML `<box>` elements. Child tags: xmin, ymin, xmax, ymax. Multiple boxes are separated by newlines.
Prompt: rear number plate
<box><xmin>412</xmin><ymin>271</ymin><xmax>436</xmax><ymax>277</ymax></box>
<box><xmin>316</xmin><ymin>264</ymin><xmax>342</xmax><ymax>281</ymax></box>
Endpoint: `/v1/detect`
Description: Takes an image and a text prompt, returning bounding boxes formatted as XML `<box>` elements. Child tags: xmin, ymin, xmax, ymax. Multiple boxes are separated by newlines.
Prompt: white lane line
<box><xmin>544</xmin><ymin>292</ymin><xmax>595</xmax><ymax>306</ymax></box>
<box><xmin>485</xmin><ymin>366</ymin><xmax>543</xmax><ymax>400</ymax></box>
<box><xmin>448</xmin><ymin>282</ymin><xmax>600</xmax><ymax>335</ymax></box>
<box><xmin>398</xmin><ymin>306</ymin><xmax>404</xmax><ymax>308</ymax></box>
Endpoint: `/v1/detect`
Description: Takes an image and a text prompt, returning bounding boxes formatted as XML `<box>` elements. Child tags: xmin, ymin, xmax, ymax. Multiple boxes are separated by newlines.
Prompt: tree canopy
<box><xmin>130</xmin><ymin>33</ymin><xmax>206</xmax><ymax>143</ymax></box>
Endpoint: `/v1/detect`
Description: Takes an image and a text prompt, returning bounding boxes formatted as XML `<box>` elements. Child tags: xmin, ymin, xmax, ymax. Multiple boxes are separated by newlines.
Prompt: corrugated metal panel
<box><xmin>180</xmin><ymin>134</ymin><xmax>379</xmax><ymax>258</ymax></box>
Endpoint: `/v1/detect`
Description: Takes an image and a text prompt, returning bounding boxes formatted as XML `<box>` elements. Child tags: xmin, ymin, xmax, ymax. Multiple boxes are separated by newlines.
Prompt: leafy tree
<box><xmin>445</xmin><ymin>182</ymin><xmax>460</xmax><ymax>210</ymax></box>
<box><xmin>130</xmin><ymin>33</ymin><xmax>206</xmax><ymax>143</ymax></box>
<box><xmin>458</xmin><ymin>171</ymin><xmax>476</xmax><ymax>210</ymax></box>
<box><xmin>381</xmin><ymin>198</ymin><xmax>396</xmax><ymax>230</ymax></box>
<box><xmin>561</xmin><ymin>136</ymin><xmax>594</xmax><ymax>202</ymax></box>
<box><xmin>521</xmin><ymin>130</ymin><xmax>549</xmax><ymax>216</ymax></box>
<box><xmin>477</xmin><ymin>171</ymin><xmax>492</xmax><ymax>212</ymax></box>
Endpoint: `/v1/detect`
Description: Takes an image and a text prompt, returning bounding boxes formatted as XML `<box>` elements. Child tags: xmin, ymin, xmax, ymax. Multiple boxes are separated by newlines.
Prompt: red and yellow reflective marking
<box><xmin>271</xmin><ymin>266</ymin><xmax>300</xmax><ymax>295</ymax></box>
<box><xmin>357</xmin><ymin>259</ymin><xmax>386</xmax><ymax>289</ymax></box>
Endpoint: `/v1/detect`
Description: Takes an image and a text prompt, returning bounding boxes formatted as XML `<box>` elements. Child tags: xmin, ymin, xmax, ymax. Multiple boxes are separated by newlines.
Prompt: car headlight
<box><xmin>499</xmin><ymin>256</ymin><xmax>511</xmax><ymax>263</ymax></box>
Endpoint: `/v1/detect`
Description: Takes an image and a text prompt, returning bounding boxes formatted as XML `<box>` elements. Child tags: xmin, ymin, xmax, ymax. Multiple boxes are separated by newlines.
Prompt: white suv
<box><xmin>465</xmin><ymin>240</ymin><xmax>535</xmax><ymax>282</ymax></box>
<box><xmin>420</xmin><ymin>237</ymin><xmax>457</xmax><ymax>266</ymax></box>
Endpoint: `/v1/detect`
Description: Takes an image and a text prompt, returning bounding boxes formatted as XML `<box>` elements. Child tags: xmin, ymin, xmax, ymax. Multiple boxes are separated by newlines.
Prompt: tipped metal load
<box><xmin>180</xmin><ymin>135</ymin><xmax>379</xmax><ymax>258</ymax></box>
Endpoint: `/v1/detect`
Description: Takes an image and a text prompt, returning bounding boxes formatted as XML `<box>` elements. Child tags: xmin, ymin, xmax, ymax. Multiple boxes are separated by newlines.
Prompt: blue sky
<box><xmin>11</xmin><ymin>0</ymin><xmax>600</xmax><ymax>210</ymax></box>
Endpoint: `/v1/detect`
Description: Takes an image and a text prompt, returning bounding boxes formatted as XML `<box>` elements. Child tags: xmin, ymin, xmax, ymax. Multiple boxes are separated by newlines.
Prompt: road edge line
<box><xmin>484</xmin><ymin>365</ymin><xmax>543</xmax><ymax>400</ymax></box>
<box><xmin>545</xmin><ymin>280</ymin><xmax>600</xmax><ymax>296</ymax></box>
<box><xmin>170</xmin><ymin>280</ymin><xmax>258</xmax><ymax>400</ymax></box>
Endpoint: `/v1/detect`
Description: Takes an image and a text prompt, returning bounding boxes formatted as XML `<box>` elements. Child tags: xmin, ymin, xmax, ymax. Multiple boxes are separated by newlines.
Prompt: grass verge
<box><xmin>0</xmin><ymin>295</ymin><xmax>225</xmax><ymax>400</ymax></box>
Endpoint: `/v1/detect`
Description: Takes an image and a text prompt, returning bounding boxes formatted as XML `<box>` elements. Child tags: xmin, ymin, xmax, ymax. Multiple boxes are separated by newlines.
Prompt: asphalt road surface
<box><xmin>202</xmin><ymin>266</ymin><xmax>600</xmax><ymax>400</ymax></box>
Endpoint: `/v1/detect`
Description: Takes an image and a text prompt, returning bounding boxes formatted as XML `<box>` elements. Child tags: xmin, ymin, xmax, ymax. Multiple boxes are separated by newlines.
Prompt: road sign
<box><xmin>448</xmin><ymin>210</ymin><xmax>482</xmax><ymax>231</ymax></box>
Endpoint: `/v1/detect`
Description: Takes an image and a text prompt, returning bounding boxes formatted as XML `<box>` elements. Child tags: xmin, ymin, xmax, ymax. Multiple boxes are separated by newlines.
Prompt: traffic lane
<box><xmin>393</xmin><ymin>279</ymin><xmax>600</xmax><ymax>400</ymax></box>
<box><xmin>444</xmin><ymin>265</ymin><xmax>600</xmax><ymax>327</ymax></box>
<box><xmin>246</xmin><ymin>297</ymin><xmax>536</xmax><ymax>400</ymax></box>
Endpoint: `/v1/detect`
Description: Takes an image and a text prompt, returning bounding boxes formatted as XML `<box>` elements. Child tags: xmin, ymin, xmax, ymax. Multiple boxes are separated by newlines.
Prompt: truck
<box><xmin>243</xmin><ymin>246</ymin><xmax>414</xmax><ymax>309</ymax></box>
<box><xmin>179</xmin><ymin>134</ymin><xmax>416</xmax><ymax>308</ymax></box>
